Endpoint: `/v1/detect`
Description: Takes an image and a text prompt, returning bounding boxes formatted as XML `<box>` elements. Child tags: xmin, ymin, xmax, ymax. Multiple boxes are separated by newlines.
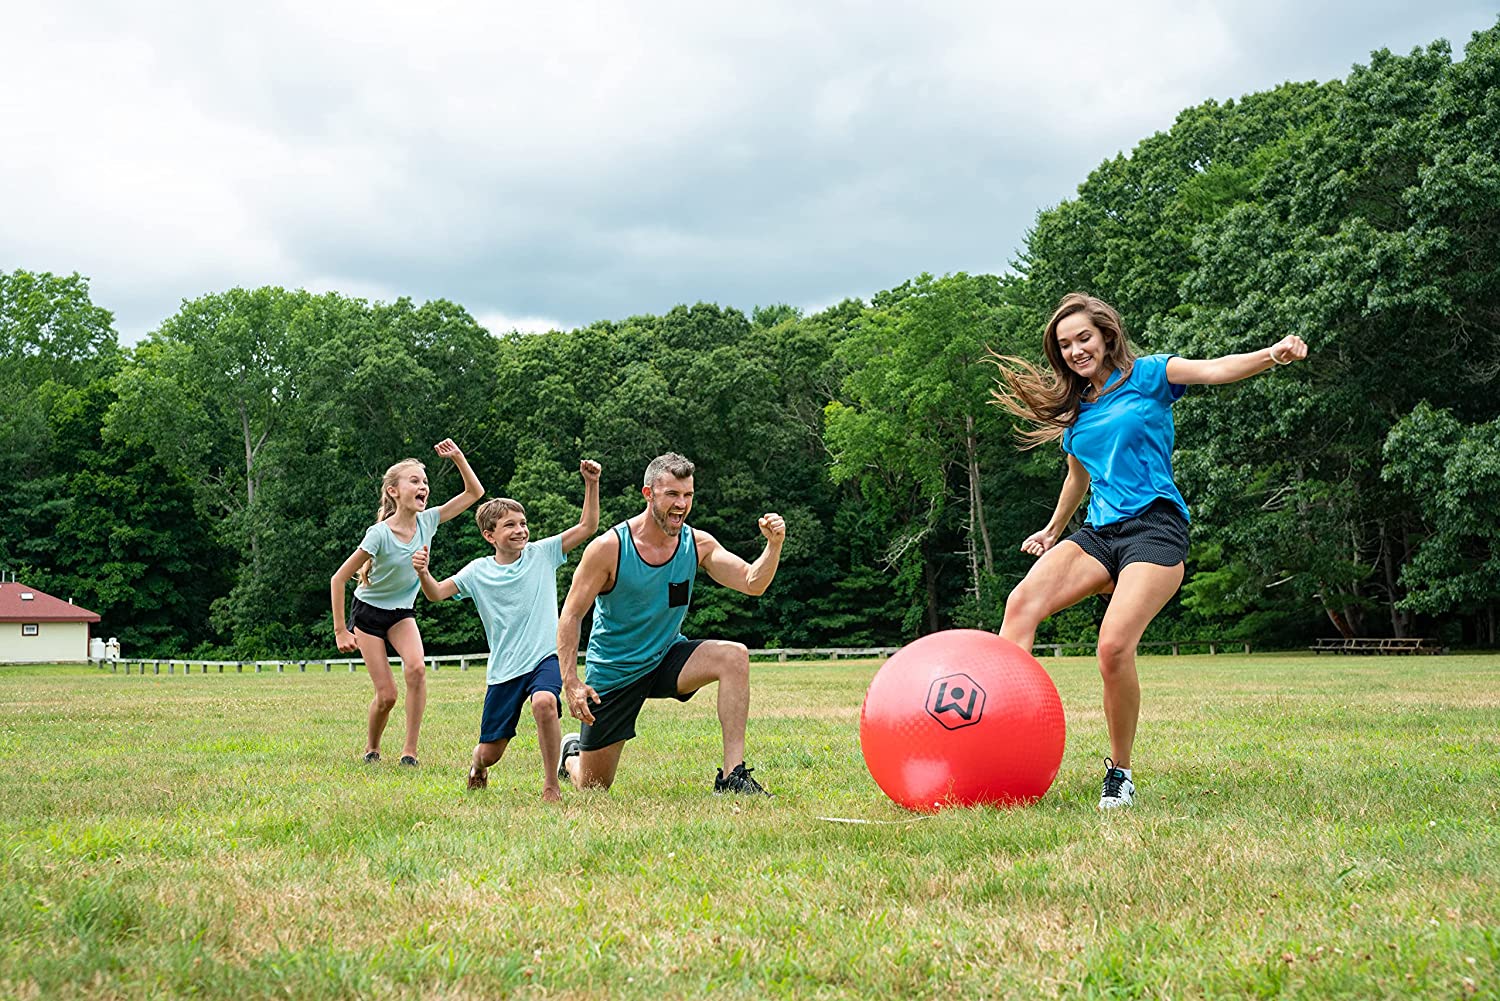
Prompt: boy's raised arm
<box><xmin>560</xmin><ymin>459</ymin><xmax>602</xmax><ymax>554</ymax></box>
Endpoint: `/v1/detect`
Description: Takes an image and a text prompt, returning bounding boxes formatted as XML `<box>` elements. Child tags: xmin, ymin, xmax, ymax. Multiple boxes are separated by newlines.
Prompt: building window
<box><xmin>21</xmin><ymin>624</ymin><xmax>39</xmax><ymax>636</ymax></box>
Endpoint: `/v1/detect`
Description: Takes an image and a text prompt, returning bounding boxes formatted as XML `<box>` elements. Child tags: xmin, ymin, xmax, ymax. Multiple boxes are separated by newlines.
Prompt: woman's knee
<box><xmin>1004</xmin><ymin>583</ymin><xmax>1044</xmax><ymax>626</ymax></box>
<box><xmin>1096</xmin><ymin>633</ymin><xmax>1136</xmax><ymax>675</ymax></box>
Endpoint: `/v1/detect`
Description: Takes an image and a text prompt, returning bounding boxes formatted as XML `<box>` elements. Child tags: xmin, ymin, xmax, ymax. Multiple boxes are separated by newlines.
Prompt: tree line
<box><xmin>3</xmin><ymin>23</ymin><xmax>1497</xmax><ymax>657</ymax></box>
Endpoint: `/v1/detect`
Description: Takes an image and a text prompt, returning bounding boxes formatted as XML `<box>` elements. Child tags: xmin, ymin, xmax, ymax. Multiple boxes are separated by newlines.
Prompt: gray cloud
<box><xmin>1</xmin><ymin>2</ymin><xmax>1493</xmax><ymax>340</ymax></box>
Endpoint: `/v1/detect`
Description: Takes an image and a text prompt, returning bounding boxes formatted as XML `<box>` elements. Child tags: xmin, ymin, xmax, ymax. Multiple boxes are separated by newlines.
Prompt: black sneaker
<box><xmin>714</xmin><ymin>763</ymin><xmax>772</xmax><ymax>797</ymax></box>
<box><xmin>362</xmin><ymin>750</ymin><xmax>381</xmax><ymax>764</ymax></box>
<box><xmin>399</xmin><ymin>754</ymin><xmax>420</xmax><ymax>768</ymax></box>
<box><xmin>558</xmin><ymin>733</ymin><xmax>581</xmax><ymax>782</ymax></box>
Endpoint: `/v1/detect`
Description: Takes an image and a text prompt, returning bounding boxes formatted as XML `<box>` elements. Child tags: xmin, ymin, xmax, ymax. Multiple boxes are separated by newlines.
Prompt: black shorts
<box><xmin>349</xmin><ymin>596</ymin><xmax>415</xmax><ymax>655</ymax></box>
<box><xmin>480</xmin><ymin>655</ymin><xmax>563</xmax><ymax>743</ymax></box>
<box><xmin>578</xmin><ymin>640</ymin><xmax>704</xmax><ymax>751</ymax></box>
<box><xmin>1068</xmin><ymin>499</ymin><xmax>1190</xmax><ymax>582</ymax></box>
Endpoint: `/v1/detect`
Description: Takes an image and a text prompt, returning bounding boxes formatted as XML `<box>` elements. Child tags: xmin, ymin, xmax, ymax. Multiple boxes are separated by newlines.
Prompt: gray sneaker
<box><xmin>558</xmin><ymin>733</ymin><xmax>581</xmax><ymax>781</ymax></box>
<box><xmin>1098</xmin><ymin>757</ymin><xmax>1135</xmax><ymax>810</ymax></box>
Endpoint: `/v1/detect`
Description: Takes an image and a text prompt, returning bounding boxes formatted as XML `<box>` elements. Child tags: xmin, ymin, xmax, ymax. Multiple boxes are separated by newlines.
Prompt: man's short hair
<box><xmin>475</xmin><ymin>497</ymin><xmax>526</xmax><ymax>535</ymax></box>
<box><xmin>643</xmin><ymin>452</ymin><xmax>695</xmax><ymax>488</ymax></box>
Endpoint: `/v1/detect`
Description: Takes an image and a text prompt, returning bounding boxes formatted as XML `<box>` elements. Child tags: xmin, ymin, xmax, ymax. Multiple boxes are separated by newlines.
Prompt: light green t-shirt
<box><xmin>453</xmin><ymin>534</ymin><xmax>567</xmax><ymax>685</ymax></box>
<box><xmin>353</xmin><ymin>508</ymin><xmax>442</xmax><ymax>609</ymax></box>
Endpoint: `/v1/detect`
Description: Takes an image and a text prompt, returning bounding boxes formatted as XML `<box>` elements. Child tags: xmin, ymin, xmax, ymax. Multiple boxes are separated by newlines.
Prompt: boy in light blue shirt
<box><xmin>413</xmin><ymin>459</ymin><xmax>600</xmax><ymax>800</ymax></box>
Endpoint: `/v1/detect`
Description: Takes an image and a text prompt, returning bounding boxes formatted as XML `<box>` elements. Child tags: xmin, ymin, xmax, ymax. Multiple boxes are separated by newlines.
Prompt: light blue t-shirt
<box><xmin>585</xmin><ymin>522</ymin><xmax>698</xmax><ymax>694</ymax></box>
<box><xmin>1062</xmin><ymin>353</ymin><xmax>1190</xmax><ymax>527</ymax></box>
<box><xmin>454</xmin><ymin>535</ymin><xmax>567</xmax><ymax>686</ymax></box>
<box><xmin>354</xmin><ymin>507</ymin><xmax>442</xmax><ymax>609</ymax></box>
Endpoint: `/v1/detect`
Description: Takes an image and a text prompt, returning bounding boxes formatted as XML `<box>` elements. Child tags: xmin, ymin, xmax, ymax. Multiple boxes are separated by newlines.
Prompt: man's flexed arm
<box><xmin>558</xmin><ymin>531</ymin><xmax>617</xmax><ymax>724</ymax></box>
<box><xmin>696</xmin><ymin>513</ymin><xmax>786</xmax><ymax>596</ymax></box>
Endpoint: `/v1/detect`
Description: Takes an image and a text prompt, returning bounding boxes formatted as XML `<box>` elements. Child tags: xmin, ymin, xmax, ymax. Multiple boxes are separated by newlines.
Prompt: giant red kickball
<box><xmin>859</xmin><ymin>629</ymin><xmax>1066</xmax><ymax>812</ymax></box>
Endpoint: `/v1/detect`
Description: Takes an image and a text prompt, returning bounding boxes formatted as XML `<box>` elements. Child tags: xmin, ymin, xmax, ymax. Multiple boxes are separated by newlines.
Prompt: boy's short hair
<box><xmin>643</xmin><ymin>452</ymin><xmax>694</xmax><ymax>488</ymax></box>
<box><xmin>476</xmin><ymin>498</ymin><xmax>526</xmax><ymax>535</ymax></box>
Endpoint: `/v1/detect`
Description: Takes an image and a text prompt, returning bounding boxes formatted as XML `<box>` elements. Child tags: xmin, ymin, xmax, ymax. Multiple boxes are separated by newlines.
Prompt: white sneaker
<box><xmin>1098</xmin><ymin>757</ymin><xmax>1135</xmax><ymax>809</ymax></box>
<box><xmin>558</xmin><ymin>733</ymin><xmax>581</xmax><ymax>782</ymax></box>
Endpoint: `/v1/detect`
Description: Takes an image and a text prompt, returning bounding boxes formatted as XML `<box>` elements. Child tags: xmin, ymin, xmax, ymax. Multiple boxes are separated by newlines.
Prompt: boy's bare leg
<box><xmin>473</xmin><ymin>740</ymin><xmax>508</xmax><ymax>770</ymax></box>
<box><xmin>467</xmin><ymin>739</ymin><xmax>507</xmax><ymax>790</ymax></box>
<box><xmin>533</xmin><ymin>692</ymin><xmax>563</xmax><ymax>801</ymax></box>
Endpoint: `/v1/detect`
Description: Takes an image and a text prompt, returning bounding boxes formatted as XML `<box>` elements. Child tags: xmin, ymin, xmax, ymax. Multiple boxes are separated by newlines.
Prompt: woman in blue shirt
<box><xmin>991</xmin><ymin>293</ymin><xmax>1306</xmax><ymax>809</ymax></box>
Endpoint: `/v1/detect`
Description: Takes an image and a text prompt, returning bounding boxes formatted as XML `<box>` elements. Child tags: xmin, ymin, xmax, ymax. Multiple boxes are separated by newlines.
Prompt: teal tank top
<box><xmin>585</xmin><ymin>521</ymin><xmax>698</xmax><ymax>693</ymax></box>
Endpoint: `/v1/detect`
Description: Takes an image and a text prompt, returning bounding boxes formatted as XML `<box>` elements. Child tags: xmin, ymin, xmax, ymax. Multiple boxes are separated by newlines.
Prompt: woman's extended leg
<box><xmin>999</xmin><ymin>541</ymin><xmax>1113</xmax><ymax>650</ymax></box>
<box><xmin>1095</xmin><ymin>561</ymin><xmax>1184</xmax><ymax>768</ymax></box>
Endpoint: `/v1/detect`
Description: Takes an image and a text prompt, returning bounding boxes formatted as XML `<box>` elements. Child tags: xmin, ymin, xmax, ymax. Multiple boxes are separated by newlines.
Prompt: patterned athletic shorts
<box><xmin>1067</xmin><ymin>499</ymin><xmax>1189</xmax><ymax>582</ymax></box>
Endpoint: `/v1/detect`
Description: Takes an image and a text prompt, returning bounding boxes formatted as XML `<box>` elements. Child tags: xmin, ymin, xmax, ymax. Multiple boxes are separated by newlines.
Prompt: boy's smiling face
<box><xmin>484</xmin><ymin>511</ymin><xmax>529</xmax><ymax>559</ymax></box>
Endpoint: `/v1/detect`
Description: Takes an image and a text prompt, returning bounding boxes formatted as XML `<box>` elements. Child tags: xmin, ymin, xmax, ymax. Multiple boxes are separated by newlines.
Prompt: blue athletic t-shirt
<box><xmin>585</xmin><ymin>522</ymin><xmax>698</xmax><ymax>694</ymax></box>
<box><xmin>453</xmin><ymin>534</ymin><xmax>567</xmax><ymax>686</ymax></box>
<box><xmin>354</xmin><ymin>507</ymin><xmax>442</xmax><ymax>609</ymax></box>
<box><xmin>1062</xmin><ymin>353</ymin><xmax>1190</xmax><ymax>527</ymax></box>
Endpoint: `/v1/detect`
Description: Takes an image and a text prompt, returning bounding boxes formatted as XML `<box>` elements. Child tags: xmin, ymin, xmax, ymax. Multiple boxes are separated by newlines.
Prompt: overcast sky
<box><xmin>2</xmin><ymin>2</ymin><xmax>1493</xmax><ymax>343</ymax></box>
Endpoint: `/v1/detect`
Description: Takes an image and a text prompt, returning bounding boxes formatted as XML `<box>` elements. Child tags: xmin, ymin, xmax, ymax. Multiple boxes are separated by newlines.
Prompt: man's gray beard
<box><xmin>651</xmin><ymin>508</ymin><xmax>683</xmax><ymax>536</ymax></box>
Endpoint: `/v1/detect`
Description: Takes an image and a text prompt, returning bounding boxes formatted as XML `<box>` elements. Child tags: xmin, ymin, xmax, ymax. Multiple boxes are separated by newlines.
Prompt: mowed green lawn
<box><xmin>1</xmin><ymin>653</ymin><xmax>1496</xmax><ymax>1000</ymax></box>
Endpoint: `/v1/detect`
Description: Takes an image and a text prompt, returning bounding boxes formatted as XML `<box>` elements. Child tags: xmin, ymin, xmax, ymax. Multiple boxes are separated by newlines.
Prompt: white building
<box><xmin>0</xmin><ymin>581</ymin><xmax>102</xmax><ymax>663</ymax></box>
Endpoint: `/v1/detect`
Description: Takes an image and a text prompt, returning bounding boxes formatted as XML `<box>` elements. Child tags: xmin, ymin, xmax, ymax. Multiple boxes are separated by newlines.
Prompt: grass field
<box><xmin>1</xmin><ymin>653</ymin><xmax>1497</xmax><ymax>999</ymax></box>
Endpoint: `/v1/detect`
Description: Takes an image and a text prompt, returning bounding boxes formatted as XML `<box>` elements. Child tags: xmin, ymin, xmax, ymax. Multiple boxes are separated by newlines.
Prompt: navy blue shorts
<box><xmin>480</xmin><ymin>655</ymin><xmax>563</xmax><ymax>743</ymax></box>
<box><xmin>578</xmin><ymin>640</ymin><xmax>704</xmax><ymax>751</ymax></box>
<box><xmin>1068</xmin><ymin>499</ymin><xmax>1190</xmax><ymax>583</ymax></box>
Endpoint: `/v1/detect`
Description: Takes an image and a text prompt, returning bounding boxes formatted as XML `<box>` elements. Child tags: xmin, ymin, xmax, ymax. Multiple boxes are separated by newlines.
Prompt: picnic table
<box><xmin>1309</xmin><ymin>637</ymin><xmax>1443</xmax><ymax>655</ymax></box>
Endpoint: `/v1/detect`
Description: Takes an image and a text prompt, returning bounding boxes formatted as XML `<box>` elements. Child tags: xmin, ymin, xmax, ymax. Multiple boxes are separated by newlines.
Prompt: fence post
<box><xmin>299</xmin><ymin>660</ymin><xmax>306</xmax><ymax>673</ymax></box>
<box><xmin>1209</xmin><ymin>643</ymin><xmax>1217</xmax><ymax>655</ymax></box>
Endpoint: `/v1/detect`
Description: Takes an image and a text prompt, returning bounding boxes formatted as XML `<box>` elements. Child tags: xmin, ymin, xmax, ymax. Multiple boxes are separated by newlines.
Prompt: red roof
<box><xmin>0</xmin><ymin>582</ymin><xmax>101</xmax><ymax>622</ymax></box>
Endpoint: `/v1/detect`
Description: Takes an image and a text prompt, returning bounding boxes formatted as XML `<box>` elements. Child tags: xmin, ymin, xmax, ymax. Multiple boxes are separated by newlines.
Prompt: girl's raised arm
<box><xmin>433</xmin><ymin>438</ymin><xmax>485</xmax><ymax>523</ymax></box>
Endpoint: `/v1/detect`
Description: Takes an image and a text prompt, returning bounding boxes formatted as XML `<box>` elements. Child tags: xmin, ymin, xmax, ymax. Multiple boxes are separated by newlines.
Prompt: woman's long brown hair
<box><xmin>988</xmin><ymin>293</ymin><xmax>1136</xmax><ymax>448</ymax></box>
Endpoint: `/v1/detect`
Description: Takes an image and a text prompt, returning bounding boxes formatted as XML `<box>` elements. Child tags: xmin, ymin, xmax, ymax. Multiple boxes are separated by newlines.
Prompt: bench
<box><xmin>1309</xmin><ymin>637</ymin><xmax>1443</xmax><ymax>655</ymax></box>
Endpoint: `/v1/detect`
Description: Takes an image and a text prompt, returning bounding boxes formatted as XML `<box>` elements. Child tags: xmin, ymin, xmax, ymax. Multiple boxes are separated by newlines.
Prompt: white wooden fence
<box><xmin>89</xmin><ymin>639</ymin><xmax>1249</xmax><ymax>675</ymax></box>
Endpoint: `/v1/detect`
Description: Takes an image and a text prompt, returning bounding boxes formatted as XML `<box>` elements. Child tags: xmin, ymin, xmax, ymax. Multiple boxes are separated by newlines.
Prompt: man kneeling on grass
<box><xmin>413</xmin><ymin>459</ymin><xmax>600</xmax><ymax>801</ymax></box>
<box><xmin>556</xmin><ymin>452</ymin><xmax>786</xmax><ymax>796</ymax></box>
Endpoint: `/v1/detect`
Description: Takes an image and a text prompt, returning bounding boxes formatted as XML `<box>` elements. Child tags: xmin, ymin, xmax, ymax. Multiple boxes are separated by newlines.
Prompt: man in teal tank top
<box><xmin>557</xmin><ymin>453</ymin><xmax>786</xmax><ymax>796</ymax></box>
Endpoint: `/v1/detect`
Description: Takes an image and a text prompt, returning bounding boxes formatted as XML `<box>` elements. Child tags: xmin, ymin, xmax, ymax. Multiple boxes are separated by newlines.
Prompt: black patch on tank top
<box><xmin>668</xmin><ymin>579</ymin><xmax>690</xmax><ymax>607</ymax></box>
